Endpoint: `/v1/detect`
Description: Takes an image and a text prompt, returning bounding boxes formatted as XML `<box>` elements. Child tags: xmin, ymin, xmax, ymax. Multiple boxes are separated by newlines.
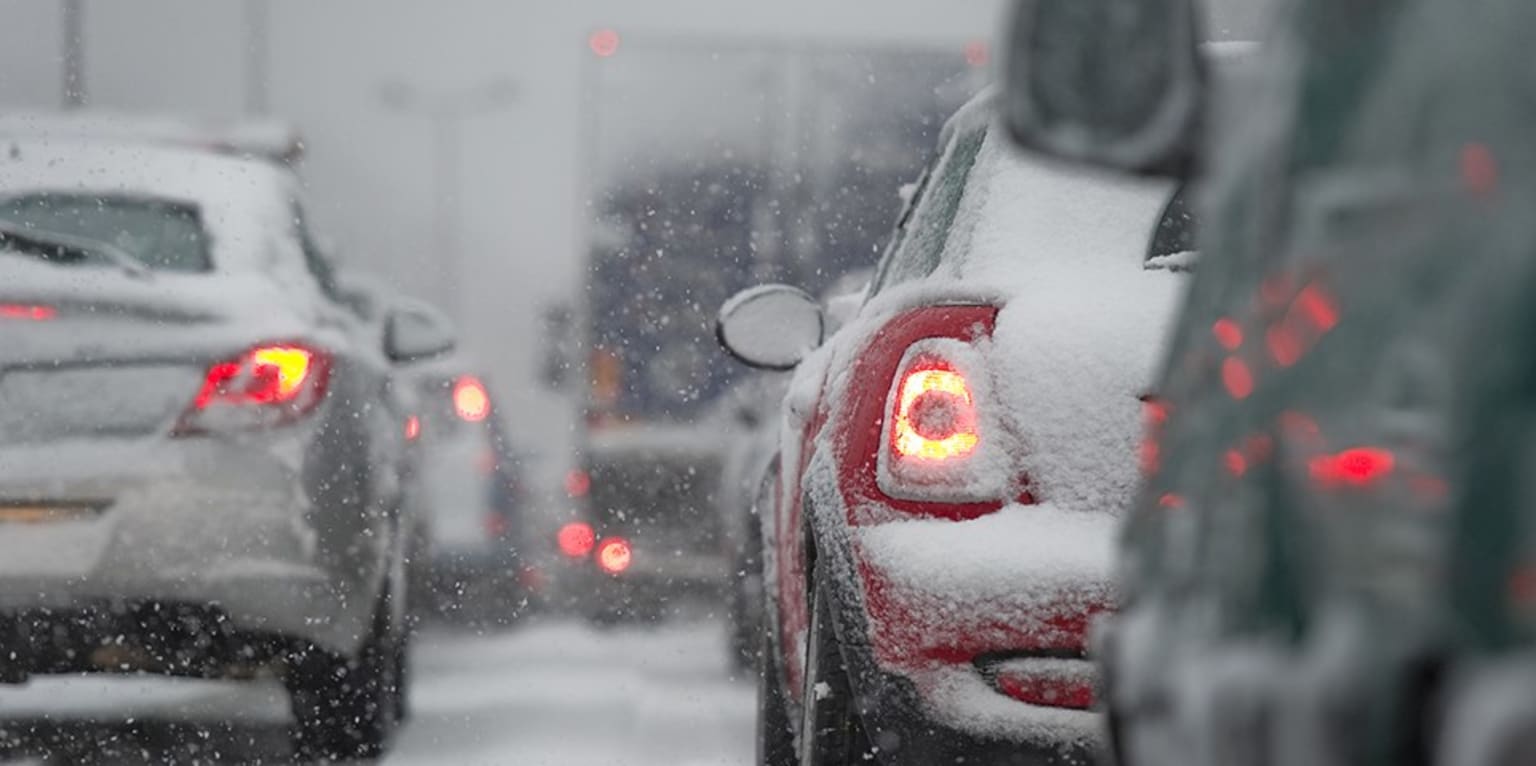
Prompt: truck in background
<box><xmin>545</xmin><ymin>36</ymin><xmax>986</xmax><ymax>621</ymax></box>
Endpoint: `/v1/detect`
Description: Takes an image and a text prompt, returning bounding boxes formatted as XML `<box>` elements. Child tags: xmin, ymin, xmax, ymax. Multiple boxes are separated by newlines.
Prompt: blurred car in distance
<box><xmin>718</xmin><ymin>93</ymin><xmax>1194</xmax><ymax>765</ymax></box>
<box><xmin>408</xmin><ymin>368</ymin><xmax>535</xmax><ymax>625</ymax></box>
<box><xmin>0</xmin><ymin>140</ymin><xmax>454</xmax><ymax>760</ymax></box>
<box><xmin>1003</xmin><ymin>0</ymin><xmax>1536</xmax><ymax>764</ymax></box>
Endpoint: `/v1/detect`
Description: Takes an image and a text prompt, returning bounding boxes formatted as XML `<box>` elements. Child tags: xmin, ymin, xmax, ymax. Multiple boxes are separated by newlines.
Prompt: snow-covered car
<box><xmin>716</xmin><ymin>94</ymin><xmax>1193</xmax><ymax>764</ymax></box>
<box><xmin>0</xmin><ymin>141</ymin><xmax>453</xmax><ymax>760</ymax></box>
<box><xmin>1003</xmin><ymin>1</ymin><xmax>1536</xmax><ymax>765</ymax></box>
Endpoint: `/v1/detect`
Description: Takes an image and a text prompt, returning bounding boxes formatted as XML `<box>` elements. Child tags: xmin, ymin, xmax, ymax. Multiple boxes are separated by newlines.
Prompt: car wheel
<box><xmin>798</xmin><ymin>568</ymin><xmax>874</xmax><ymax>766</ymax></box>
<box><xmin>287</xmin><ymin>586</ymin><xmax>403</xmax><ymax>761</ymax></box>
<box><xmin>757</xmin><ymin>628</ymin><xmax>796</xmax><ymax>766</ymax></box>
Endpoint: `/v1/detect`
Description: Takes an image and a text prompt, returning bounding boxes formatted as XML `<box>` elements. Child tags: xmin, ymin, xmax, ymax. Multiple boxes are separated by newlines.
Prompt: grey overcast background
<box><xmin>0</xmin><ymin>0</ymin><xmax>1273</xmax><ymax>483</ymax></box>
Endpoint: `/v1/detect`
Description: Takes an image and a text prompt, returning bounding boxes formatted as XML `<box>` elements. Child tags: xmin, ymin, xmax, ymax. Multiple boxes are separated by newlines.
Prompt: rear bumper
<box><xmin>813</xmin><ymin>491</ymin><xmax>1115</xmax><ymax>754</ymax></box>
<box><xmin>0</xmin><ymin>439</ymin><xmax>380</xmax><ymax>656</ymax></box>
<box><xmin>856</xmin><ymin>664</ymin><xmax>1102</xmax><ymax>765</ymax></box>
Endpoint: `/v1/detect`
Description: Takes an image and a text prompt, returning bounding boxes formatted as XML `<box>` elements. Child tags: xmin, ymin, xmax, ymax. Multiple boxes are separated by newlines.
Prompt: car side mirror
<box><xmin>1000</xmin><ymin>0</ymin><xmax>1205</xmax><ymax>176</ymax></box>
<box><xmin>384</xmin><ymin>302</ymin><xmax>456</xmax><ymax>363</ymax></box>
<box><xmin>717</xmin><ymin>285</ymin><xmax>824</xmax><ymax>371</ymax></box>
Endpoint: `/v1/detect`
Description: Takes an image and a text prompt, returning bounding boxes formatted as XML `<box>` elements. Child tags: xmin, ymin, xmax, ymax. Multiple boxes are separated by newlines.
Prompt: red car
<box><xmin>716</xmin><ymin>94</ymin><xmax>1194</xmax><ymax>764</ymax></box>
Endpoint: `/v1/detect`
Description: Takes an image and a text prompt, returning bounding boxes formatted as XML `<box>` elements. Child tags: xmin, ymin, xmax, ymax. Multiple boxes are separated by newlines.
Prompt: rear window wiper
<box><xmin>0</xmin><ymin>220</ymin><xmax>151</xmax><ymax>280</ymax></box>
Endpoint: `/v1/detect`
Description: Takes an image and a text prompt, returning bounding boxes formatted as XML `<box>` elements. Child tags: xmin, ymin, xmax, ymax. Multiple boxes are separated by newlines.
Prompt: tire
<box><xmin>798</xmin><ymin>568</ymin><xmax>875</xmax><ymax>766</ymax></box>
<box><xmin>757</xmin><ymin>628</ymin><xmax>796</xmax><ymax>766</ymax></box>
<box><xmin>287</xmin><ymin>586</ymin><xmax>404</xmax><ymax>761</ymax></box>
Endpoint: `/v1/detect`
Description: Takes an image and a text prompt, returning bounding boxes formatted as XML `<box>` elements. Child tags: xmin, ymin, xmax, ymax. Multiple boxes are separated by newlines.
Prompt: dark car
<box><xmin>407</xmin><ymin>368</ymin><xmax>533</xmax><ymax>625</ymax></box>
<box><xmin>0</xmin><ymin>141</ymin><xmax>455</xmax><ymax>760</ymax></box>
<box><xmin>718</xmin><ymin>93</ymin><xmax>1195</xmax><ymax>765</ymax></box>
<box><xmin>1003</xmin><ymin>0</ymin><xmax>1536</xmax><ymax>764</ymax></box>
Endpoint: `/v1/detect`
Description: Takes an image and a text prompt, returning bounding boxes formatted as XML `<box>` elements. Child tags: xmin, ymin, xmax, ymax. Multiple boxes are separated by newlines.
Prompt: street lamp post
<box><xmin>61</xmin><ymin>0</ymin><xmax>86</xmax><ymax>108</ymax></box>
<box><xmin>378</xmin><ymin>78</ymin><xmax>518</xmax><ymax>314</ymax></box>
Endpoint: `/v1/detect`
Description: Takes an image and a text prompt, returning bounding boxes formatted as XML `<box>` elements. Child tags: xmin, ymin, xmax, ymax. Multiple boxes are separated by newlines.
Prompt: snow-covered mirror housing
<box><xmin>384</xmin><ymin>300</ymin><xmax>456</xmax><ymax>363</ymax></box>
<box><xmin>716</xmin><ymin>284</ymin><xmax>824</xmax><ymax>371</ymax></box>
<box><xmin>1001</xmin><ymin>0</ymin><xmax>1205</xmax><ymax>177</ymax></box>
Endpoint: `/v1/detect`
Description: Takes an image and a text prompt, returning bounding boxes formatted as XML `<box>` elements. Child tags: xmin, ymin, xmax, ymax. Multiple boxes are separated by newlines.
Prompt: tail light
<box><xmin>596</xmin><ymin>537</ymin><xmax>633</xmax><ymax>575</ymax></box>
<box><xmin>1310</xmin><ymin>446</ymin><xmax>1396</xmax><ymax>487</ymax></box>
<box><xmin>875</xmin><ymin>337</ymin><xmax>1009</xmax><ymax>505</ymax></box>
<box><xmin>453</xmin><ymin>375</ymin><xmax>490</xmax><ymax>422</ymax></box>
<box><xmin>175</xmin><ymin>343</ymin><xmax>331</xmax><ymax>434</ymax></box>
<box><xmin>891</xmin><ymin>364</ymin><xmax>979</xmax><ymax>461</ymax></box>
<box><xmin>557</xmin><ymin>522</ymin><xmax>596</xmax><ymax>558</ymax></box>
<box><xmin>0</xmin><ymin>303</ymin><xmax>56</xmax><ymax>321</ymax></box>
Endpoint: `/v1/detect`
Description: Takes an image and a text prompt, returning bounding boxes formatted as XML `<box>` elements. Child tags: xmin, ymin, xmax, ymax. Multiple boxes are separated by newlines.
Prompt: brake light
<box><xmin>1310</xmin><ymin>447</ymin><xmax>1395</xmax><ymax>487</ymax></box>
<box><xmin>857</xmin><ymin>308</ymin><xmax>1011</xmax><ymax>516</ymax></box>
<box><xmin>565</xmin><ymin>469</ymin><xmax>592</xmax><ymax>498</ymax></box>
<box><xmin>0</xmin><ymin>303</ymin><xmax>55</xmax><ymax>321</ymax></box>
<box><xmin>453</xmin><ymin>375</ymin><xmax>490</xmax><ymax>422</ymax></box>
<box><xmin>557</xmin><ymin>522</ymin><xmax>595</xmax><ymax>558</ymax></box>
<box><xmin>404</xmin><ymin>414</ymin><xmax>421</xmax><ymax>441</ymax></box>
<box><xmin>596</xmin><ymin>537</ymin><xmax>632</xmax><ymax>574</ymax></box>
<box><xmin>892</xmin><ymin>365</ymin><xmax>979</xmax><ymax>461</ymax></box>
<box><xmin>176</xmin><ymin>343</ymin><xmax>330</xmax><ymax>434</ymax></box>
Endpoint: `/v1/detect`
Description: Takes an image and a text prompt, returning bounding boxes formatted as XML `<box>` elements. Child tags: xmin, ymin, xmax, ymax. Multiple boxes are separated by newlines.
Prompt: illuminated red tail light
<box><xmin>596</xmin><ymin>537</ymin><xmax>632</xmax><ymax>574</ymax></box>
<box><xmin>453</xmin><ymin>375</ymin><xmax>490</xmax><ymax>422</ymax></box>
<box><xmin>892</xmin><ymin>364</ymin><xmax>979</xmax><ymax>462</ymax></box>
<box><xmin>557</xmin><ymin>522</ymin><xmax>596</xmax><ymax>558</ymax></box>
<box><xmin>0</xmin><ymin>303</ymin><xmax>56</xmax><ymax>321</ymax></box>
<box><xmin>1310</xmin><ymin>446</ymin><xmax>1396</xmax><ymax>487</ymax></box>
<box><xmin>176</xmin><ymin>343</ymin><xmax>331</xmax><ymax>434</ymax></box>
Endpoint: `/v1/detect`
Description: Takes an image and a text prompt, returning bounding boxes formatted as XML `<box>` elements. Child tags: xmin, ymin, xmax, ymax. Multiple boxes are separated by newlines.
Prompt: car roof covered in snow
<box><xmin>0</xmin><ymin>110</ymin><xmax>305</xmax><ymax>166</ymax></box>
<box><xmin>0</xmin><ymin>139</ymin><xmax>297</xmax><ymax>273</ymax></box>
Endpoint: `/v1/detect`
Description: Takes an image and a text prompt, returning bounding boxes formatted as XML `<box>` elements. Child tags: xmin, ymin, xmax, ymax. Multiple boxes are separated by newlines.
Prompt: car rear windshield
<box><xmin>1145</xmin><ymin>185</ymin><xmax>1197</xmax><ymax>270</ymax></box>
<box><xmin>0</xmin><ymin>193</ymin><xmax>212</xmax><ymax>273</ymax></box>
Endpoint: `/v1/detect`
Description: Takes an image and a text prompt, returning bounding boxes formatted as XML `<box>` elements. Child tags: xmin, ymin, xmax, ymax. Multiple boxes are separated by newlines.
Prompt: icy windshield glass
<box><xmin>0</xmin><ymin>194</ymin><xmax>211</xmax><ymax>272</ymax></box>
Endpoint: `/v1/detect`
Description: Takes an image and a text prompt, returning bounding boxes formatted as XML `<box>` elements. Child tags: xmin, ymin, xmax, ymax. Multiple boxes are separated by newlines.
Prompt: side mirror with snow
<box><xmin>716</xmin><ymin>285</ymin><xmax>825</xmax><ymax>371</ymax></box>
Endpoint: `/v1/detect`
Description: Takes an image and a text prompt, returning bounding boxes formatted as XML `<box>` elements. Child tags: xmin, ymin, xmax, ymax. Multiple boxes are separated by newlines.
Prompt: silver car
<box><xmin>0</xmin><ymin>141</ymin><xmax>452</xmax><ymax>760</ymax></box>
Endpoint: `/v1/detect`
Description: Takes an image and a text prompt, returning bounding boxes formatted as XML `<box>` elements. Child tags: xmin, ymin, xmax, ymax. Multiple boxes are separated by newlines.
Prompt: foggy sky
<box><xmin>0</xmin><ymin>0</ymin><xmax>1274</xmax><ymax>478</ymax></box>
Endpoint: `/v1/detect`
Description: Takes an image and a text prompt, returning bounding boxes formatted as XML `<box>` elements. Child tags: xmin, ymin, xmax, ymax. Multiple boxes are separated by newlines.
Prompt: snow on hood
<box><xmin>955</xmin><ymin>128</ymin><xmax>1186</xmax><ymax>517</ymax></box>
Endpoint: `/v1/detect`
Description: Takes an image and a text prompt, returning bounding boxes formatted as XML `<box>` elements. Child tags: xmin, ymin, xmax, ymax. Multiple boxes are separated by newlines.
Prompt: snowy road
<box><xmin>0</xmin><ymin>618</ymin><xmax>755</xmax><ymax>765</ymax></box>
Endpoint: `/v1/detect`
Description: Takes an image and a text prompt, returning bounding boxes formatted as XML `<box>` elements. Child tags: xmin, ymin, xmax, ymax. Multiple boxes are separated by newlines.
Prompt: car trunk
<box><xmin>0</xmin><ymin>263</ymin><xmax>305</xmax><ymax>447</ymax></box>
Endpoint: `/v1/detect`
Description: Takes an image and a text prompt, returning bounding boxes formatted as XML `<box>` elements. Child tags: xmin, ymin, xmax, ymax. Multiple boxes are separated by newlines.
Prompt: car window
<box><xmin>869</xmin><ymin>125</ymin><xmax>986</xmax><ymax>294</ymax></box>
<box><xmin>0</xmin><ymin>193</ymin><xmax>211</xmax><ymax>272</ymax></box>
<box><xmin>1148</xmin><ymin>185</ymin><xmax>1196</xmax><ymax>261</ymax></box>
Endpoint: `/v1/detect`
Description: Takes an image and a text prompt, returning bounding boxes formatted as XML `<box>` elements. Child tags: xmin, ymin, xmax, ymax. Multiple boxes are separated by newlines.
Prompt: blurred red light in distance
<box><xmin>1310</xmin><ymin>447</ymin><xmax>1396</xmax><ymax>487</ymax></box>
<box><xmin>565</xmin><ymin>469</ymin><xmax>592</xmax><ymax>498</ymax></box>
<box><xmin>484</xmin><ymin>512</ymin><xmax>510</xmax><ymax>539</ymax></box>
<box><xmin>1212</xmin><ymin>318</ymin><xmax>1243</xmax><ymax>350</ymax></box>
<box><xmin>964</xmin><ymin>40</ymin><xmax>990</xmax><ymax>68</ymax></box>
<box><xmin>1222</xmin><ymin>357</ymin><xmax>1254</xmax><ymax>400</ymax></box>
<box><xmin>404</xmin><ymin>414</ymin><xmax>421</xmax><ymax>441</ymax></box>
<box><xmin>589</xmin><ymin>28</ymin><xmax>621</xmax><ymax>58</ymax></box>
<box><xmin>453</xmin><ymin>375</ymin><xmax>490</xmax><ymax>422</ymax></box>
<box><xmin>557</xmin><ymin>522</ymin><xmax>595</xmax><ymax>558</ymax></box>
<box><xmin>597</xmin><ymin>537</ymin><xmax>632</xmax><ymax>574</ymax></box>
<box><xmin>0</xmin><ymin>304</ymin><xmax>55</xmax><ymax>320</ymax></box>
